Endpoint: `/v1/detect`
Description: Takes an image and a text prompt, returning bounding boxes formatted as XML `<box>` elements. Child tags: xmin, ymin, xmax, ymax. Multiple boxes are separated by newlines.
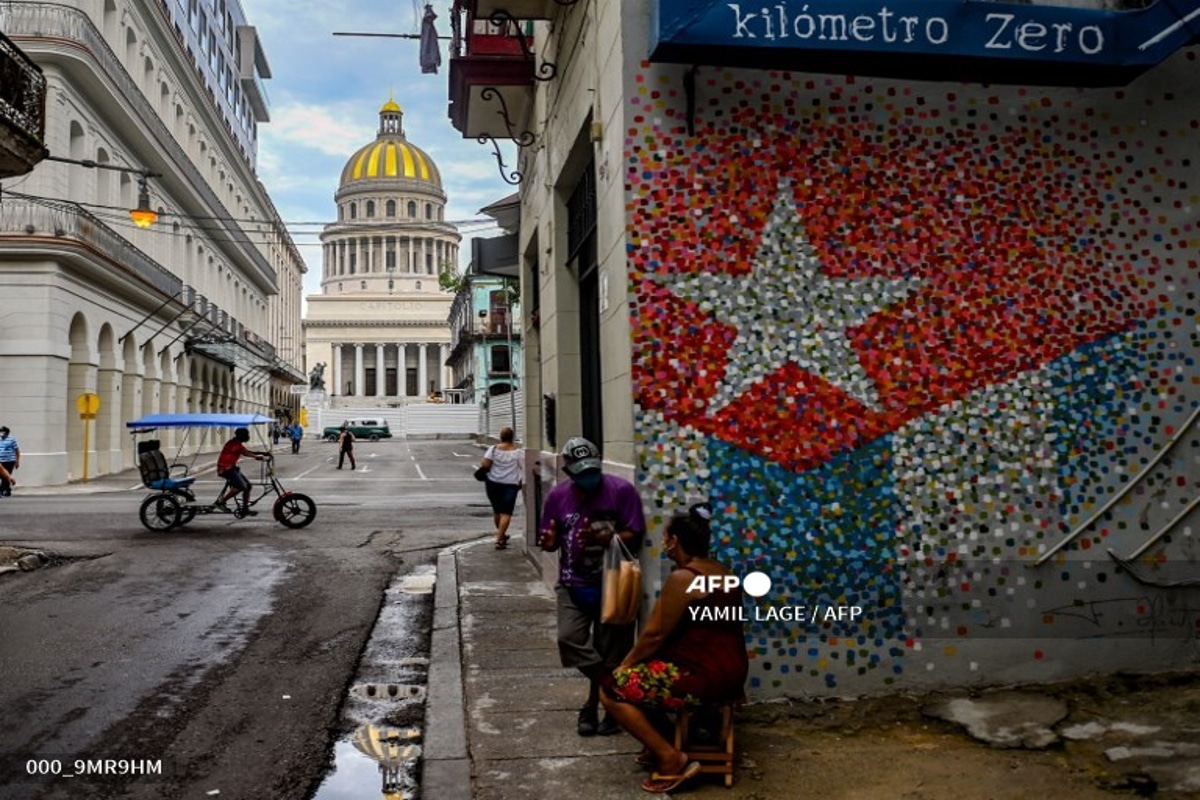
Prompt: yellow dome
<box><xmin>340</xmin><ymin>139</ymin><xmax>441</xmax><ymax>185</ymax></box>
<box><xmin>339</xmin><ymin>98</ymin><xmax>442</xmax><ymax>187</ymax></box>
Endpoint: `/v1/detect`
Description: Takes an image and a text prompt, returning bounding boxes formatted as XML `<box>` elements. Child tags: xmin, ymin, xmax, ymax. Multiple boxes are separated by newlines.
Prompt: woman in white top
<box><xmin>479</xmin><ymin>427</ymin><xmax>525</xmax><ymax>549</ymax></box>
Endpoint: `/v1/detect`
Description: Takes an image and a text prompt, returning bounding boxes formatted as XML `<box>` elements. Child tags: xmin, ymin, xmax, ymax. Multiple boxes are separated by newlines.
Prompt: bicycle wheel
<box><xmin>177</xmin><ymin>507</ymin><xmax>198</xmax><ymax>527</ymax></box>
<box><xmin>273</xmin><ymin>492</ymin><xmax>316</xmax><ymax>529</ymax></box>
<box><xmin>139</xmin><ymin>493</ymin><xmax>182</xmax><ymax>532</ymax></box>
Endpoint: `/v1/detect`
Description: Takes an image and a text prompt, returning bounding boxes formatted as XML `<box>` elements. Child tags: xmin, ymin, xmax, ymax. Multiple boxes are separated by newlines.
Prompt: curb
<box><xmin>421</xmin><ymin>548</ymin><xmax>471</xmax><ymax>799</ymax></box>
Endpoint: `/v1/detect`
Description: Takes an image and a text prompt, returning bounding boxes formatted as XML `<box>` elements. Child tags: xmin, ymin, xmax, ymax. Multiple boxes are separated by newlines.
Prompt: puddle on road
<box><xmin>314</xmin><ymin>729</ymin><xmax>422</xmax><ymax>800</ymax></box>
<box><xmin>311</xmin><ymin>564</ymin><xmax>435</xmax><ymax>800</ymax></box>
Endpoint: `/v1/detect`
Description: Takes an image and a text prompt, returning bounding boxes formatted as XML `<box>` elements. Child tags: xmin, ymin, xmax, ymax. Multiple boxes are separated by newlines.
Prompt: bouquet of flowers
<box><xmin>613</xmin><ymin>660</ymin><xmax>696</xmax><ymax>710</ymax></box>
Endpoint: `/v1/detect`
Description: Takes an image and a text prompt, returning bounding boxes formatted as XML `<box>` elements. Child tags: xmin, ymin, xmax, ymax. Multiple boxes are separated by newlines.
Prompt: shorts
<box><xmin>555</xmin><ymin>584</ymin><xmax>634</xmax><ymax>672</ymax></box>
<box><xmin>220</xmin><ymin>466</ymin><xmax>250</xmax><ymax>492</ymax></box>
<box><xmin>485</xmin><ymin>480</ymin><xmax>520</xmax><ymax>516</ymax></box>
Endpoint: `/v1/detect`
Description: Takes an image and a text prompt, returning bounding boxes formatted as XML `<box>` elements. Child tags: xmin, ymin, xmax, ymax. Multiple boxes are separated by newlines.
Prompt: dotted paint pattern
<box><xmin>626</xmin><ymin>58</ymin><xmax>1200</xmax><ymax>692</ymax></box>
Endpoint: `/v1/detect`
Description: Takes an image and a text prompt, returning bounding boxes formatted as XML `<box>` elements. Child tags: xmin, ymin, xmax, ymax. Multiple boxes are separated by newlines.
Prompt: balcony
<box><xmin>0</xmin><ymin>32</ymin><xmax>48</xmax><ymax>178</ymax></box>
<box><xmin>473</xmin><ymin>0</ymin><xmax>579</xmax><ymax>19</ymax></box>
<box><xmin>0</xmin><ymin>198</ymin><xmax>181</xmax><ymax>298</ymax></box>
<box><xmin>448</xmin><ymin>1</ymin><xmax>539</xmax><ymax>143</ymax></box>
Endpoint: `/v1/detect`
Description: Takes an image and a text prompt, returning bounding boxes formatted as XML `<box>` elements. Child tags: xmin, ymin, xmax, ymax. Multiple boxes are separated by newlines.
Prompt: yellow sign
<box><xmin>299</xmin><ymin>408</ymin><xmax>309</xmax><ymax>427</ymax></box>
<box><xmin>76</xmin><ymin>392</ymin><xmax>100</xmax><ymax>415</ymax></box>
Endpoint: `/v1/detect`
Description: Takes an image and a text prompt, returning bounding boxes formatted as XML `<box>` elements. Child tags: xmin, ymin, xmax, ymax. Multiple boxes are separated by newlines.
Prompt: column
<box><xmin>397</xmin><ymin>343</ymin><xmax>408</xmax><ymax>398</ymax></box>
<box><xmin>408</xmin><ymin>237</ymin><xmax>415</xmax><ymax>273</ymax></box>
<box><xmin>375</xmin><ymin>343</ymin><xmax>385</xmax><ymax>397</ymax></box>
<box><xmin>418</xmin><ymin>343</ymin><xmax>428</xmax><ymax>399</ymax></box>
<box><xmin>331</xmin><ymin>343</ymin><xmax>341</xmax><ymax>396</ymax></box>
<box><xmin>438</xmin><ymin>343</ymin><xmax>449</xmax><ymax>391</ymax></box>
<box><xmin>354</xmin><ymin>343</ymin><xmax>364</xmax><ymax>396</ymax></box>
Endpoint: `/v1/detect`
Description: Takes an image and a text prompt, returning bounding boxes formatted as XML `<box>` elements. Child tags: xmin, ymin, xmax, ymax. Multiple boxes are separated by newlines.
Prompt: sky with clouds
<box><xmin>243</xmin><ymin>0</ymin><xmax>517</xmax><ymax>298</ymax></box>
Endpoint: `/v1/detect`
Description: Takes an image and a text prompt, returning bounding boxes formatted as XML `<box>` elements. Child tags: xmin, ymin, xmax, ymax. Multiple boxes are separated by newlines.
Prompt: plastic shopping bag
<box><xmin>601</xmin><ymin>535</ymin><xmax>642</xmax><ymax>624</ymax></box>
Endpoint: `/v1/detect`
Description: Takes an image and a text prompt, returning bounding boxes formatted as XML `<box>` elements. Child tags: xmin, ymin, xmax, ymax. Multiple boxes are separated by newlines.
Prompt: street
<box><xmin>0</xmin><ymin>438</ymin><xmax>493</xmax><ymax>800</ymax></box>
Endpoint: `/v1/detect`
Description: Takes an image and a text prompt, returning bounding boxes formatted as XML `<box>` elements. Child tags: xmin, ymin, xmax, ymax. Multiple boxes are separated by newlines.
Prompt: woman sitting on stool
<box><xmin>601</xmin><ymin>502</ymin><xmax>748</xmax><ymax>794</ymax></box>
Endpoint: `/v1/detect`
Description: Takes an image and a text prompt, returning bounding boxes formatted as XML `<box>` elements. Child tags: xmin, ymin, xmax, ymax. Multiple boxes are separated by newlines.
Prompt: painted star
<box><xmin>666</xmin><ymin>180</ymin><xmax>921</xmax><ymax>412</ymax></box>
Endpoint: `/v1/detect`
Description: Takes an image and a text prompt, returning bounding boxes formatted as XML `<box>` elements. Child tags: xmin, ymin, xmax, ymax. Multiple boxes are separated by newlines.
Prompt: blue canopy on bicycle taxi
<box><xmin>126</xmin><ymin>413</ymin><xmax>275</xmax><ymax>429</ymax></box>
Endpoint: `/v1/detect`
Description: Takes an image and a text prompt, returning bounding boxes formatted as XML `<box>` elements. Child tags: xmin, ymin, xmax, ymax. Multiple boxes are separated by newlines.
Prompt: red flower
<box><xmin>648</xmin><ymin>660</ymin><xmax>668</xmax><ymax>675</ymax></box>
<box><xmin>624</xmin><ymin>685</ymin><xmax>646</xmax><ymax>702</ymax></box>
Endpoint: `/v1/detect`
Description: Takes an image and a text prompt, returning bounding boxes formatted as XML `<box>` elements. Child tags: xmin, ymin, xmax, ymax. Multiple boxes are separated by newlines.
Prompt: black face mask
<box><xmin>571</xmin><ymin>471</ymin><xmax>602</xmax><ymax>494</ymax></box>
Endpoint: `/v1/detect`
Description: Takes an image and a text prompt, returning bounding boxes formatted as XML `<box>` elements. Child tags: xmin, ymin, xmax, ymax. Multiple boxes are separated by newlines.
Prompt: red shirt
<box><xmin>217</xmin><ymin>440</ymin><xmax>253</xmax><ymax>474</ymax></box>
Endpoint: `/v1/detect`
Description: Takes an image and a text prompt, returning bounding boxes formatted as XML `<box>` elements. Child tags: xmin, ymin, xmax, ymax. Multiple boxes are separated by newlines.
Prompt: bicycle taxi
<box><xmin>126</xmin><ymin>412</ymin><xmax>317</xmax><ymax>531</ymax></box>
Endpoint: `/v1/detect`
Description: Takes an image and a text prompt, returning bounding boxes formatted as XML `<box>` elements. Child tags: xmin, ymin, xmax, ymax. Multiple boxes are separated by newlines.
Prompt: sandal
<box><xmin>641</xmin><ymin>760</ymin><xmax>700</xmax><ymax>793</ymax></box>
<box><xmin>494</xmin><ymin>535</ymin><xmax>509</xmax><ymax>550</ymax></box>
<box><xmin>634</xmin><ymin>750</ymin><xmax>654</xmax><ymax>768</ymax></box>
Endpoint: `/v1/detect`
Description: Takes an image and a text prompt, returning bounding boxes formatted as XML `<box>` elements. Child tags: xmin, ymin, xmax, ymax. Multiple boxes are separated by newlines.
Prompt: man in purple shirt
<box><xmin>540</xmin><ymin>437</ymin><xmax>645</xmax><ymax>737</ymax></box>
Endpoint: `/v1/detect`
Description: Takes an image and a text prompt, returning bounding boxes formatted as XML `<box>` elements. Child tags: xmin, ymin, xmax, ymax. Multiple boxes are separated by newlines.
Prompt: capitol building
<box><xmin>303</xmin><ymin>99</ymin><xmax>461</xmax><ymax>405</ymax></box>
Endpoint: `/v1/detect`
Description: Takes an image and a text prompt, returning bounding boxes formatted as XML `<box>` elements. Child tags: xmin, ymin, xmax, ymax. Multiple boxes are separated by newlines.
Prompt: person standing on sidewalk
<box><xmin>290</xmin><ymin>422</ymin><xmax>303</xmax><ymax>455</ymax></box>
<box><xmin>539</xmin><ymin>437</ymin><xmax>645</xmax><ymax>737</ymax></box>
<box><xmin>479</xmin><ymin>426</ymin><xmax>524</xmax><ymax>549</ymax></box>
<box><xmin>337</xmin><ymin>425</ymin><xmax>356</xmax><ymax>470</ymax></box>
<box><xmin>0</xmin><ymin>426</ymin><xmax>20</xmax><ymax>497</ymax></box>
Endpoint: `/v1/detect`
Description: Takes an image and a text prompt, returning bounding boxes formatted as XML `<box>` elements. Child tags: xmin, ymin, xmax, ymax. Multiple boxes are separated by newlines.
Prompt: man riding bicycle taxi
<box><xmin>215</xmin><ymin>427</ymin><xmax>269</xmax><ymax>514</ymax></box>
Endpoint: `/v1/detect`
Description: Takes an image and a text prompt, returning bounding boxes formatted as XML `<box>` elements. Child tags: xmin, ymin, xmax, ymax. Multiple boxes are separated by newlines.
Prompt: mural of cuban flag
<box><xmin>627</xmin><ymin>54</ymin><xmax>1200</xmax><ymax>692</ymax></box>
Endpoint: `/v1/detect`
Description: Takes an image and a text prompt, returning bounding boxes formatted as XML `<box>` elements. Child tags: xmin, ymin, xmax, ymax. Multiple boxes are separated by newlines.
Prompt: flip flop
<box><xmin>641</xmin><ymin>760</ymin><xmax>700</xmax><ymax>793</ymax></box>
<box><xmin>494</xmin><ymin>537</ymin><xmax>509</xmax><ymax>550</ymax></box>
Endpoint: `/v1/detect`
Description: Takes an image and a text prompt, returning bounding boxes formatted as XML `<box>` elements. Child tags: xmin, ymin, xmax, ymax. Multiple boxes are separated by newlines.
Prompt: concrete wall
<box><xmin>621</xmin><ymin>8</ymin><xmax>1200</xmax><ymax>696</ymax></box>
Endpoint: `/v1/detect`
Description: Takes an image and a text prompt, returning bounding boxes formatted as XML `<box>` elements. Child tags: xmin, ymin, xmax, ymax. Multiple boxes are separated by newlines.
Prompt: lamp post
<box><xmin>44</xmin><ymin>154</ymin><xmax>162</xmax><ymax>227</ymax></box>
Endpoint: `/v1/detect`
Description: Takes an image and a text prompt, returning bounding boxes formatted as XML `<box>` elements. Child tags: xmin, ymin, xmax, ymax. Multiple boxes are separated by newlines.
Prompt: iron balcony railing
<box><xmin>0</xmin><ymin>197</ymin><xmax>182</xmax><ymax>297</ymax></box>
<box><xmin>0</xmin><ymin>1</ymin><xmax>276</xmax><ymax>289</ymax></box>
<box><xmin>0</xmin><ymin>30</ymin><xmax>46</xmax><ymax>148</ymax></box>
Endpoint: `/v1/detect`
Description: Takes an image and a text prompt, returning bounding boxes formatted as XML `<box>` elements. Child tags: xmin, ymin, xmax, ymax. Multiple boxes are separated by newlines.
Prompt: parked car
<box><xmin>323</xmin><ymin>418</ymin><xmax>392</xmax><ymax>442</ymax></box>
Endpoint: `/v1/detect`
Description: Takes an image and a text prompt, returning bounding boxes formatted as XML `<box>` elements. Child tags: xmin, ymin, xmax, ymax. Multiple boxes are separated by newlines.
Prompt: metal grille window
<box><xmin>567</xmin><ymin>157</ymin><xmax>602</xmax><ymax>447</ymax></box>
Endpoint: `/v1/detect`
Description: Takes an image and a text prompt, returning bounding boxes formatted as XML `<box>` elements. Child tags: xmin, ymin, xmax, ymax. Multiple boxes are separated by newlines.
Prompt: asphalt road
<box><xmin>0</xmin><ymin>437</ymin><xmax>494</xmax><ymax>800</ymax></box>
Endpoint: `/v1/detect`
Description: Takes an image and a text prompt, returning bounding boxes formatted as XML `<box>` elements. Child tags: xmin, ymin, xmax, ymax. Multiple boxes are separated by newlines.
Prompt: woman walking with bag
<box><xmin>478</xmin><ymin>427</ymin><xmax>524</xmax><ymax>549</ymax></box>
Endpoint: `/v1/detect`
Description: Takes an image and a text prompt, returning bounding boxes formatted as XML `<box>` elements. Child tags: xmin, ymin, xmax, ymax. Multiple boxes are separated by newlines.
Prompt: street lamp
<box><xmin>45</xmin><ymin>155</ymin><xmax>162</xmax><ymax>228</ymax></box>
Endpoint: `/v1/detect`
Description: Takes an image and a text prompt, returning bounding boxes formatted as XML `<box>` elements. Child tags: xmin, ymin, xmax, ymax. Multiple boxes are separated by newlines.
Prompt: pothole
<box><xmin>0</xmin><ymin>547</ymin><xmax>100</xmax><ymax>575</ymax></box>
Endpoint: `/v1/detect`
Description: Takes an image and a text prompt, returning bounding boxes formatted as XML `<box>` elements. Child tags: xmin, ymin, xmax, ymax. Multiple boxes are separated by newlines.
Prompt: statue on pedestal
<box><xmin>309</xmin><ymin>362</ymin><xmax>327</xmax><ymax>390</ymax></box>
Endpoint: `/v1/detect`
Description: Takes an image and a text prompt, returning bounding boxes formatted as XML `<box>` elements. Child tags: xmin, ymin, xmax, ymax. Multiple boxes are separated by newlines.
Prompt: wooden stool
<box><xmin>674</xmin><ymin>703</ymin><xmax>736</xmax><ymax>787</ymax></box>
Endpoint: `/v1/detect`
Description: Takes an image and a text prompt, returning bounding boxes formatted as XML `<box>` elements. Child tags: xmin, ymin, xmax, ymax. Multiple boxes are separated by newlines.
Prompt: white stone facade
<box><xmin>0</xmin><ymin>0</ymin><xmax>304</xmax><ymax>486</ymax></box>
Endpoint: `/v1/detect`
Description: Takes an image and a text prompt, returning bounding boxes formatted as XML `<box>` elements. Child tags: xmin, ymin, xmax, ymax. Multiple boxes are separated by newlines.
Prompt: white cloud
<box><xmin>261</xmin><ymin>101</ymin><xmax>374</xmax><ymax>157</ymax></box>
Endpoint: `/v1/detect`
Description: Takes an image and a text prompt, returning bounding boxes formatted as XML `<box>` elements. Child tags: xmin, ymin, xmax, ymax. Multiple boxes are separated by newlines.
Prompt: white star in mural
<box><xmin>667</xmin><ymin>180</ymin><xmax>921</xmax><ymax>413</ymax></box>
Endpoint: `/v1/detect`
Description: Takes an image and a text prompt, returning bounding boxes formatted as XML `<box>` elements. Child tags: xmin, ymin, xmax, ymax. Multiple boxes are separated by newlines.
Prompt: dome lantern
<box><xmin>380</xmin><ymin>96</ymin><xmax>403</xmax><ymax>136</ymax></box>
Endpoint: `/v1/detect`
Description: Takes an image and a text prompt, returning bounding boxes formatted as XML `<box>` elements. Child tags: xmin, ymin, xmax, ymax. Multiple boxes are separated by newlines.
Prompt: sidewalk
<box><xmin>425</xmin><ymin>539</ymin><xmax>1200</xmax><ymax>800</ymax></box>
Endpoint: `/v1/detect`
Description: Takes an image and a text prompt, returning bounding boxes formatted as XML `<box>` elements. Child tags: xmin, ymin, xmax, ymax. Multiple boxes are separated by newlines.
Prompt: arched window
<box><xmin>415</xmin><ymin>280</ymin><xmax>422</xmax><ymax>290</ymax></box>
<box><xmin>360</xmin><ymin>280</ymin><xmax>367</xmax><ymax>290</ymax></box>
<box><xmin>366</xmin><ymin>200</ymin><xmax>375</xmax><ymax>217</ymax></box>
<box><xmin>349</xmin><ymin>203</ymin><xmax>357</xmax><ymax>219</ymax></box>
<box><xmin>407</xmin><ymin>201</ymin><xmax>417</xmax><ymax>217</ymax></box>
<box><xmin>386</xmin><ymin>200</ymin><xmax>396</xmax><ymax>216</ymax></box>
<box><xmin>425</xmin><ymin>203</ymin><xmax>432</xmax><ymax>219</ymax></box>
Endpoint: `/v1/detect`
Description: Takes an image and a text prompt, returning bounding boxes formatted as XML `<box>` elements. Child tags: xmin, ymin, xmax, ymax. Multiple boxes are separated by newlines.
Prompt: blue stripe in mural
<box><xmin>707</xmin><ymin>437</ymin><xmax>908</xmax><ymax>690</ymax></box>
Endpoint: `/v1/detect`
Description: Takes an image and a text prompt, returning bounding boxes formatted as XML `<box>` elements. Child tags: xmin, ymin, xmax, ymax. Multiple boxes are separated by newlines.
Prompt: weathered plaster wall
<box><xmin>625</xmin><ymin>49</ymin><xmax>1200</xmax><ymax>696</ymax></box>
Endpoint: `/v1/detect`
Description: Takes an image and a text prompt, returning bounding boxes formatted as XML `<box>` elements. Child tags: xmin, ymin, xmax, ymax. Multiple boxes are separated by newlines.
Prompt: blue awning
<box><xmin>649</xmin><ymin>0</ymin><xmax>1200</xmax><ymax>86</ymax></box>
<box><xmin>126</xmin><ymin>413</ymin><xmax>276</xmax><ymax>429</ymax></box>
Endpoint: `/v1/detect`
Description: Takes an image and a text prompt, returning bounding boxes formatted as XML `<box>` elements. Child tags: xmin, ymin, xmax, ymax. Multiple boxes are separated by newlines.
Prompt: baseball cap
<box><xmin>561</xmin><ymin>437</ymin><xmax>601</xmax><ymax>476</ymax></box>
